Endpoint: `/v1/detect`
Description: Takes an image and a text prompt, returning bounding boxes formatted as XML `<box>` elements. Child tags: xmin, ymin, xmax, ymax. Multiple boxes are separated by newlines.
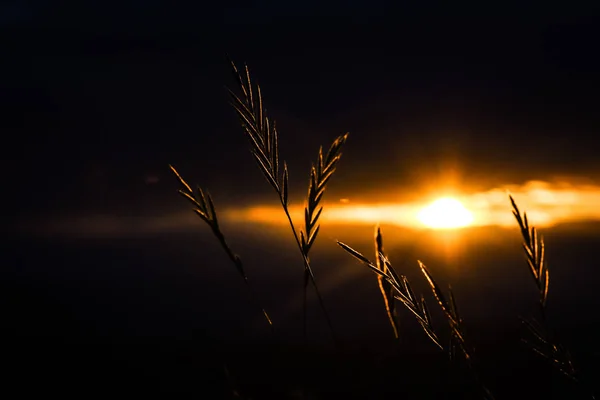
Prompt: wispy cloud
<box><xmin>225</xmin><ymin>180</ymin><xmax>600</xmax><ymax>229</ymax></box>
<box><xmin>19</xmin><ymin>180</ymin><xmax>600</xmax><ymax>238</ymax></box>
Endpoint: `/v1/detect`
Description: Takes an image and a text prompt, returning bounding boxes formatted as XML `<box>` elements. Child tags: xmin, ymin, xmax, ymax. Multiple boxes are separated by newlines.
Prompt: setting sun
<box><xmin>417</xmin><ymin>197</ymin><xmax>474</xmax><ymax>229</ymax></box>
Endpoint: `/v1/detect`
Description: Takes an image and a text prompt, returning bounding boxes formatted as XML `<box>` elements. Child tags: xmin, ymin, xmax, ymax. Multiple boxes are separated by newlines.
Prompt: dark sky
<box><xmin>3</xmin><ymin>2</ymin><xmax>600</xmax><ymax>223</ymax></box>
<box><xmin>4</xmin><ymin>4</ymin><xmax>600</xmax><ymax>397</ymax></box>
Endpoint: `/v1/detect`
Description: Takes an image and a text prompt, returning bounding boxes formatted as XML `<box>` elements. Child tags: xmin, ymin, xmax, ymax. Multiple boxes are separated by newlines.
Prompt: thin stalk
<box><xmin>511</xmin><ymin>195</ymin><xmax>596</xmax><ymax>399</ymax></box>
<box><xmin>462</xmin><ymin>349</ymin><xmax>495</xmax><ymax>400</ymax></box>
<box><xmin>170</xmin><ymin>165</ymin><xmax>274</xmax><ymax>334</ymax></box>
<box><xmin>538</xmin><ymin>303</ymin><xmax>596</xmax><ymax>399</ymax></box>
<box><xmin>281</xmin><ymin>202</ymin><xmax>338</xmax><ymax>346</ymax></box>
<box><xmin>212</xmin><ymin>228</ymin><xmax>274</xmax><ymax>332</ymax></box>
<box><xmin>228</xmin><ymin>62</ymin><xmax>346</xmax><ymax>347</ymax></box>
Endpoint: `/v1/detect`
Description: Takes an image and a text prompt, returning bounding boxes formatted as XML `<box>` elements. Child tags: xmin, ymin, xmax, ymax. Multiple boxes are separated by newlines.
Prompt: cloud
<box><xmin>224</xmin><ymin>179</ymin><xmax>600</xmax><ymax>229</ymax></box>
<box><xmin>18</xmin><ymin>179</ymin><xmax>600</xmax><ymax>239</ymax></box>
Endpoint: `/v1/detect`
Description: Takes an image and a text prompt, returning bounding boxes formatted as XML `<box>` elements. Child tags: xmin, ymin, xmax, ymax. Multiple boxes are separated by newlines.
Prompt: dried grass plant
<box><xmin>168</xmin><ymin>164</ymin><xmax>273</xmax><ymax>332</ymax></box>
<box><xmin>374</xmin><ymin>226</ymin><xmax>400</xmax><ymax>339</ymax></box>
<box><xmin>169</xmin><ymin>164</ymin><xmax>272</xmax><ymax>399</ymax></box>
<box><xmin>338</xmin><ymin>231</ymin><xmax>494</xmax><ymax>399</ymax></box>
<box><xmin>336</xmin><ymin>196</ymin><xmax>599</xmax><ymax>399</ymax></box>
<box><xmin>418</xmin><ymin>261</ymin><xmax>495</xmax><ymax>399</ymax></box>
<box><xmin>228</xmin><ymin>60</ymin><xmax>347</xmax><ymax>342</ymax></box>
<box><xmin>336</xmin><ymin>234</ymin><xmax>442</xmax><ymax>350</ymax></box>
<box><xmin>167</xmin><ymin>61</ymin><xmax>599</xmax><ymax>399</ymax></box>
<box><xmin>510</xmin><ymin>195</ymin><xmax>596</xmax><ymax>399</ymax></box>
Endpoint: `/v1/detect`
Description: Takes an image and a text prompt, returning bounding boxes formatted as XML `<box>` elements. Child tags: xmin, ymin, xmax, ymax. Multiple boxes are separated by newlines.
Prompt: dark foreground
<box><xmin>5</xmin><ymin>334</ymin><xmax>599</xmax><ymax>399</ymax></box>
<box><xmin>4</xmin><ymin>228</ymin><xmax>600</xmax><ymax>399</ymax></box>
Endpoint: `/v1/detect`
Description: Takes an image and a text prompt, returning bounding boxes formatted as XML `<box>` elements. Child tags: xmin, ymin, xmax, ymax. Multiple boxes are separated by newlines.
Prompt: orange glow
<box><xmin>224</xmin><ymin>180</ymin><xmax>600</xmax><ymax>230</ymax></box>
<box><xmin>24</xmin><ymin>179</ymin><xmax>600</xmax><ymax>238</ymax></box>
<box><xmin>416</xmin><ymin>197</ymin><xmax>474</xmax><ymax>229</ymax></box>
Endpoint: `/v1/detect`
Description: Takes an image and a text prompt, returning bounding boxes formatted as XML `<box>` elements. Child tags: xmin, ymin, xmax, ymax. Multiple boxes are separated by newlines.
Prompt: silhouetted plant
<box><xmin>374</xmin><ymin>226</ymin><xmax>400</xmax><ymax>339</ymax></box>
<box><xmin>338</xmin><ymin>232</ymin><xmax>494</xmax><ymax>399</ymax></box>
<box><xmin>228</xmin><ymin>60</ymin><xmax>347</xmax><ymax>343</ymax></box>
<box><xmin>337</xmin><ymin>236</ymin><xmax>442</xmax><ymax>350</ymax></box>
<box><xmin>510</xmin><ymin>195</ymin><xmax>596</xmax><ymax>399</ymax></box>
<box><xmin>169</xmin><ymin>164</ymin><xmax>273</xmax><ymax>331</ymax></box>
<box><xmin>419</xmin><ymin>261</ymin><xmax>495</xmax><ymax>399</ymax></box>
<box><xmin>167</xmin><ymin>61</ymin><xmax>599</xmax><ymax>399</ymax></box>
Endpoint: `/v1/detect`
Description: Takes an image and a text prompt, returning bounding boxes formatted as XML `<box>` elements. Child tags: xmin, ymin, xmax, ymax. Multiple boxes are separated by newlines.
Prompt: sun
<box><xmin>417</xmin><ymin>197</ymin><xmax>474</xmax><ymax>229</ymax></box>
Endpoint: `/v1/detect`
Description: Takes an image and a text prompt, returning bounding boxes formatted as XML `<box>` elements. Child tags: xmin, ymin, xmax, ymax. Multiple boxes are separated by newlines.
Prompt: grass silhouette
<box><xmin>228</xmin><ymin>60</ymin><xmax>347</xmax><ymax>345</ymax></box>
<box><xmin>169</xmin><ymin>62</ymin><xmax>598</xmax><ymax>399</ymax></box>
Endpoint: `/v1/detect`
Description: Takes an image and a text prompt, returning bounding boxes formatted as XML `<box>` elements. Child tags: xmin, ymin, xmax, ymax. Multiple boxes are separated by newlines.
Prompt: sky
<box><xmin>3</xmin><ymin>3</ymin><xmax>600</xmax><ymax>396</ymax></box>
<box><xmin>3</xmin><ymin>0</ymin><xmax>600</xmax><ymax>306</ymax></box>
<box><xmin>3</xmin><ymin>2</ymin><xmax>599</xmax><ymax>227</ymax></box>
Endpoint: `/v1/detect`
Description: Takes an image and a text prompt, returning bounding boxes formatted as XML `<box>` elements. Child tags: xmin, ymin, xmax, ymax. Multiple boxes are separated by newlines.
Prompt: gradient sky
<box><xmin>4</xmin><ymin>5</ymin><xmax>600</xmax><ymax>397</ymax></box>
<box><xmin>4</xmin><ymin>2</ymin><xmax>599</xmax><ymax>229</ymax></box>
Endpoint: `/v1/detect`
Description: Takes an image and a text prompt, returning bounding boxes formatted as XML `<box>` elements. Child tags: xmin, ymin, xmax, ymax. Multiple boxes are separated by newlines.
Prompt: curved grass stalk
<box><xmin>418</xmin><ymin>261</ymin><xmax>495</xmax><ymax>399</ymax></box>
<box><xmin>169</xmin><ymin>164</ymin><xmax>273</xmax><ymax>332</ymax></box>
<box><xmin>509</xmin><ymin>195</ymin><xmax>549</xmax><ymax>309</ymax></box>
<box><xmin>336</xmin><ymin>240</ymin><xmax>442</xmax><ymax>349</ymax></box>
<box><xmin>510</xmin><ymin>195</ymin><xmax>596</xmax><ymax>399</ymax></box>
<box><xmin>374</xmin><ymin>226</ymin><xmax>400</xmax><ymax>339</ymax></box>
<box><xmin>228</xmin><ymin>60</ymin><xmax>346</xmax><ymax>343</ymax></box>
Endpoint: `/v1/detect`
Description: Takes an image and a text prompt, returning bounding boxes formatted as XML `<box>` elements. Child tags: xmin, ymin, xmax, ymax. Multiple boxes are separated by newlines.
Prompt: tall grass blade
<box><xmin>510</xmin><ymin>194</ymin><xmax>549</xmax><ymax>307</ymax></box>
<box><xmin>418</xmin><ymin>261</ymin><xmax>495</xmax><ymax>397</ymax></box>
<box><xmin>228</xmin><ymin>61</ymin><xmax>342</xmax><ymax>343</ymax></box>
<box><xmin>509</xmin><ymin>195</ymin><xmax>597</xmax><ymax>397</ymax></box>
<box><xmin>375</xmin><ymin>226</ymin><xmax>400</xmax><ymax>339</ymax></box>
<box><xmin>418</xmin><ymin>262</ymin><xmax>452</xmax><ymax>322</ymax></box>
<box><xmin>281</xmin><ymin>162</ymin><xmax>289</xmax><ymax>207</ymax></box>
<box><xmin>169</xmin><ymin>164</ymin><xmax>273</xmax><ymax>331</ymax></box>
<box><xmin>300</xmin><ymin>133</ymin><xmax>349</xmax><ymax>257</ymax></box>
<box><xmin>338</xmin><ymin>240</ymin><xmax>442</xmax><ymax>350</ymax></box>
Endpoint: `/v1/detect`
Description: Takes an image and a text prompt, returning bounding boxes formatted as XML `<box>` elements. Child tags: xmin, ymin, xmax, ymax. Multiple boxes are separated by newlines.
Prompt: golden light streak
<box><xmin>225</xmin><ymin>180</ymin><xmax>600</xmax><ymax>230</ymax></box>
<box><xmin>23</xmin><ymin>179</ymin><xmax>600</xmax><ymax>238</ymax></box>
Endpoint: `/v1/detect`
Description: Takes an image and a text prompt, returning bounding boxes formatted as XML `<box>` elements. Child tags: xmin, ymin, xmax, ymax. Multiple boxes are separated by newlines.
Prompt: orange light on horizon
<box><xmin>24</xmin><ymin>179</ymin><xmax>600</xmax><ymax>238</ymax></box>
<box><xmin>223</xmin><ymin>180</ymin><xmax>600</xmax><ymax>231</ymax></box>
